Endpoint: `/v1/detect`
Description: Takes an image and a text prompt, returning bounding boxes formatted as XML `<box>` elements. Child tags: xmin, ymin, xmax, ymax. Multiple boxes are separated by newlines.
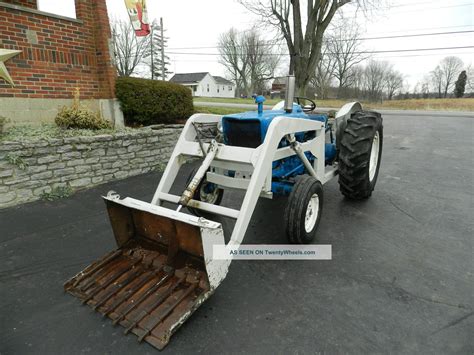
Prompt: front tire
<box><xmin>284</xmin><ymin>176</ymin><xmax>323</xmax><ymax>244</ymax></box>
<box><xmin>338</xmin><ymin>110</ymin><xmax>383</xmax><ymax>199</ymax></box>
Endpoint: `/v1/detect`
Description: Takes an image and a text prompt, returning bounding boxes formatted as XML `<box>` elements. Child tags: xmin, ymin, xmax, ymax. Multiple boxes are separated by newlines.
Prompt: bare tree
<box><xmin>419</xmin><ymin>76</ymin><xmax>431</xmax><ymax>99</ymax></box>
<box><xmin>466</xmin><ymin>63</ymin><xmax>474</xmax><ymax>93</ymax></box>
<box><xmin>238</xmin><ymin>0</ymin><xmax>379</xmax><ymax>95</ymax></box>
<box><xmin>218</xmin><ymin>28</ymin><xmax>245</xmax><ymax>95</ymax></box>
<box><xmin>328</xmin><ymin>18</ymin><xmax>368</xmax><ymax>98</ymax></box>
<box><xmin>111</xmin><ymin>19</ymin><xmax>150</xmax><ymax>77</ymax></box>
<box><xmin>439</xmin><ymin>56</ymin><xmax>464</xmax><ymax>98</ymax></box>
<box><xmin>310</xmin><ymin>38</ymin><xmax>336</xmax><ymax>99</ymax></box>
<box><xmin>430</xmin><ymin>66</ymin><xmax>443</xmax><ymax>98</ymax></box>
<box><xmin>218</xmin><ymin>28</ymin><xmax>279</xmax><ymax>96</ymax></box>
<box><xmin>349</xmin><ymin>64</ymin><xmax>365</xmax><ymax>98</ymax></box>
<box><xmin>385</xmin><ymin>68</ymin><xmax>404</xmax><ymax>100</ymax></box>
<box><xmin>246</xmin><ymin>31</ymin><xmax>280</xmax><ymax>94</ymax></box>
<box><xmin>438</xmin><ymin>56</ymin><xmax>464</xmax><ymax>98</ymax></box>
<box><xmin>363</xmin><ymin>60</ymin><xmax>388</xmax><ymax>102</ymax></box>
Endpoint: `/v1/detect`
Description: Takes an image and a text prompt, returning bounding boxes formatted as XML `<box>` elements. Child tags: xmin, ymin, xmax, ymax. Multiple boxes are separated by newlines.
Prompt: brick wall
<box><xmin>0</xmin><ymin>126</ymin><xmax>183</xmax><ymax>208</ymax></box>
<box><xmin>0</xmin><ymin>0</ymin><xmax>116</xmax><ymax>99</ymax></box>
<box><xmin>2</xmin><ymin>0</ymin><xmax>37</xmax><ymax>9</ymax></box>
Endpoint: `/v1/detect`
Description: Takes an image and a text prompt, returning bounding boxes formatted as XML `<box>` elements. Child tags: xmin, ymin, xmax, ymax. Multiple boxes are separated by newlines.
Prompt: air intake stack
<box><xmin>284</xmin><ymin>75</ymin><xmax>296</xmax><ymax>113</ymax></box>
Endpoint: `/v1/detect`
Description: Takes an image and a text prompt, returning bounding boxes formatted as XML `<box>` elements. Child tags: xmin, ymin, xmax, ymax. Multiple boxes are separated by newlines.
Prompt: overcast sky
<box><xmin>38</xmin><ymin>0</ymin><xmax>473</xmax><ymax>90</ymax></box>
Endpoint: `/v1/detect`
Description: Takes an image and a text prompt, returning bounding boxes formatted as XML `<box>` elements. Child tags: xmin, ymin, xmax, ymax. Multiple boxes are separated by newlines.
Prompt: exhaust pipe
<box><xmin>284</xmin><ymin>75</ymin><xmax>296</xmax><ymax>113</ymax></box>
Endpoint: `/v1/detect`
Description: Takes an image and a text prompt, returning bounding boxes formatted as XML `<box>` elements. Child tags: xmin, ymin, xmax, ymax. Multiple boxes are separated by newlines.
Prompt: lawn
<box><xmin>194</xmin><ymin>97</ymin><xmax>474</xmax><ymax>112</ymax></box>
<box><xmin>194</xmin><ymin>97</ymin><xmax>281</xmax><ymax>106</ymax></box>
<box><xmin>194</xmin><ymin>106</ymin><xmax>245</xmax><ymax>115</ymax></box>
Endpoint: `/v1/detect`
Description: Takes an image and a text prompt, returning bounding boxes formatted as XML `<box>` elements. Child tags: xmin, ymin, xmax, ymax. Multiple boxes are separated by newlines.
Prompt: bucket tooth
<box><xmin>124</xmin><ymin>275</ymin><xmax>185</xmax><ymax>335</ymax></box>
<box><xmin>101</xmin><ymin>268</ymin><xmax>161</xmax><ymax>317</ymax></box>
<box><xmin>68</xmin><ymin>250</ymin><xmax>122</xmax><ymax>289</ymax></box>
<box><xmin>112</xmin><ymin>270</ymin><xmax>174</xmax><ymax>326</ymax></box>
<box><xmin>138</xmin><ymin>282</ymin><xmax>198</xmax><ymax>343</ymax></box>
<box><xmin>81</xmin><ymin>258</ymin><xmax>142</xmax><ymax>305</ymax></box>
<box><xmin>92</xmin><ymin>266</ymin><xmax>146</xmax><ymax>311</ymax></box>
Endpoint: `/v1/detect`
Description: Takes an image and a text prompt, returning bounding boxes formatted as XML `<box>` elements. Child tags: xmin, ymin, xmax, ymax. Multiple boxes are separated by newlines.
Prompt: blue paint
<box><xmin>325</xmin><ymin>142</ymin><xmax>337</xmax><ymax>162</ymax></box>
<box><xmin>271</xmin><ymin>181</ymin><xmax>294</xmax><ymax>195</ymax></box>
<box><xmin>221</xmin><ymin>101</ymin><xmax>336</xmax><ymax>196</ymax></box>
<box><xmin>254</xmin><ymin>95</ymin><xmax>266</xmax><ymax>115</ymax></box>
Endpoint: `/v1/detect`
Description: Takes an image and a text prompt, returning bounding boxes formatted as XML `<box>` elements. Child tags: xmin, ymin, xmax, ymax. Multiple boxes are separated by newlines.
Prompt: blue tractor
<box><xmin>188</xmin><ymin>78</ymin><xmax>383</xmax><ymax>243</ymax></box>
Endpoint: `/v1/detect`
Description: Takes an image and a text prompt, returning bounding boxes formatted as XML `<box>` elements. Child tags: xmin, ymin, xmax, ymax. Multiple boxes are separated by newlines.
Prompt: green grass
<box><xmin>194</xmin><ymin>97</ymin><xmax>474</xmax><ymax>111</ymax></box>
<box><xmin>194</xmin><ymin>106</ymin><xmax>245</xmax><ymax>115</ymax></box>
<box><xmin>194</xmin><ymin>97</ymin><xmax>282</xmax><ymax>105</ymax></box>
<box><xmin>0</xmin><ymin>123</ymin><xmax>136</xmax><ymax>142</ymax></box>
<box><xmin>41</xmin><ymin>185</ymin><xmax>74</xmax><ymax>201</ymax></box>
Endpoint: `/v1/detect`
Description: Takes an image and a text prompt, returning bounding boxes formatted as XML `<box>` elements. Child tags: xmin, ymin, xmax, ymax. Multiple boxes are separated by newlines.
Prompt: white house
<box><xmin>169</xmin><ymin>72</ymin><xmax>235</xmax><ymax>98</ymax></box>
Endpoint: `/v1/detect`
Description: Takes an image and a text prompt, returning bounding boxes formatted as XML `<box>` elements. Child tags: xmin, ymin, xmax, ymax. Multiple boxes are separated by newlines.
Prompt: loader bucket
<box><xmin>64</xmin><ymin>195</ymin><xmax>229</xmax><ymax>350</ymax></box>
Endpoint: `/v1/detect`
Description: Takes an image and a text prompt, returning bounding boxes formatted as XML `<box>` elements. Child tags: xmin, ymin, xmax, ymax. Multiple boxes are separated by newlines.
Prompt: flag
<box><xmin>124</xmin><ymin>0</ymin><xmax>150</xmax><ymax>36</ymax></box>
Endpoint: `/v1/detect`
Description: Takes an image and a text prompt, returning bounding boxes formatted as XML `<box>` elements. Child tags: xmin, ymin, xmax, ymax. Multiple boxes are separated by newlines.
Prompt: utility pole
<box><xmin>160</xmin><ymin>17</ymin><xmax>165</xmax><ymax>81</ymax></box>
<box><xmin>150</xmin><ymin>23</ymin><xmax>154</xmax><ymax>80</ymax></box>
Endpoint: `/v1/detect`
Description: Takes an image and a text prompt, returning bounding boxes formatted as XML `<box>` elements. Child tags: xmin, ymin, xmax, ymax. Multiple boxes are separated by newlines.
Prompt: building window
<box><xmin>192</xmin><ymin>86</ymin><xmax>197</xmax><ymax>92</ymax></box>
<box><xmin>223</xmin><ymin>86</ymin><xmax>225</xmax><ymax>91</ymax></box>
<box><xmin>207</xmin><ymin>84</ymin><xmax>209</xmax><ymax>92</ymax></box>
<box><xmin>228</xmin><ymin>86</ymin><xmax>232</xmax><ymax>91</ymax></box>
<box><xmin>38</xmin><ymin>0</ymin><xmax>77</xmax><ymax>18</ymax></box>
<box><xmin>217</xmin><ymin>87</ymin><xmax>220</xmax><ymax>93</ymax></box>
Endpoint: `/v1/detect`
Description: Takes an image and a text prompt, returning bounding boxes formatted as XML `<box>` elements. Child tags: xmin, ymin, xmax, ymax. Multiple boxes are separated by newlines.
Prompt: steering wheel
<box><xmin>295</xmin><ymin>97</ymin><xmax>317</xmax><ymax>113</ymax></box>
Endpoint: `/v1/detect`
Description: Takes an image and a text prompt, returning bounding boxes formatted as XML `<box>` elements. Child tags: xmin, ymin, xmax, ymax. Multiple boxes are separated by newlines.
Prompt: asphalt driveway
<box><xmin>1</xmin><ymin>112</ymin><xmax>473</xmax><ymax>354</ymax></box>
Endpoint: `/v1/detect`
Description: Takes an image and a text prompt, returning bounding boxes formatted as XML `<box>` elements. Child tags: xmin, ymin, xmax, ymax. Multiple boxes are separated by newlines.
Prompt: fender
<box><xmin>335</xmin><ymin>101</ymin><xmax>363</xmax><ymax>151</ymax></box>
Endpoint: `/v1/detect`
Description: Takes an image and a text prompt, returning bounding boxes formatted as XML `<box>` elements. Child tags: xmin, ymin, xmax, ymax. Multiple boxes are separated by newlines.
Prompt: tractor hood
<box><xmin>221</xmin><ymin>106</ymin><xmax>327</xmax><ymax>148</ymax></box>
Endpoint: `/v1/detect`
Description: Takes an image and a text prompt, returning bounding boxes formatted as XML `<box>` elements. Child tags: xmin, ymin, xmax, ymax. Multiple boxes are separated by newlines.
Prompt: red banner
<box><xmin>124</xmin><ymin>0</ymin><xmax>150</xmax><ymax>36</ymax></box>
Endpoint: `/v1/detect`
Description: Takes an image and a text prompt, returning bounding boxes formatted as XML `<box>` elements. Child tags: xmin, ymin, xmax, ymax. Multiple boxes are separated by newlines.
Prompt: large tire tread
<box><xmin>338</xmin><ymin>110</ymin><xmax>383</xmax><ymax>200</ymax></box>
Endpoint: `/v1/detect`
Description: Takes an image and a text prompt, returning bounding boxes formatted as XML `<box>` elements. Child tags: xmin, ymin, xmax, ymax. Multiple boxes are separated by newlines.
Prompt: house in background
<box><xmin>271</xmin><ymin>77</ymin><xmax>287</xmax><ymax>99</ymax></box>
<box><xmin>169</xmin><ymin>72</ymin><xmax>235</xmax><ymax>98</ymax></box>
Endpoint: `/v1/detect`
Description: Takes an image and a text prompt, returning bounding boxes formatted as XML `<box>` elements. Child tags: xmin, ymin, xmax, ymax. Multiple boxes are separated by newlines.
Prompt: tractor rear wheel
<box><xmin>338</xmin><ymin>110</ymin><xmax>383</xmax><ymax>199</ymax></box>
<box><xmin>186</xmin><ymin>167</ymin><xmax>224</xmax><ymax>217</ymax></box>
<box><xmin>284</xmin><ymin>175</ymin><xmax>323</xmax><ymax>244</ymax></box>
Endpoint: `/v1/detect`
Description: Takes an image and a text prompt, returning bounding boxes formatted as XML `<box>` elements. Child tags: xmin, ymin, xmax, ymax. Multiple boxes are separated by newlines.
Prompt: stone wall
<box><xmin>0</xmin><ymin>125</ymin><xmax>182</xmax><ymax>208</ymax></box>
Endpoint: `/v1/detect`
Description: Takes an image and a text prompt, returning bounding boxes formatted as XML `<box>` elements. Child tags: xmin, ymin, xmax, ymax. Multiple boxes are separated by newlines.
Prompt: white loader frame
<box><xmin>151</xmin><ymin>113</ymin><xmax>338</xmax><ymax>249</ymax></box>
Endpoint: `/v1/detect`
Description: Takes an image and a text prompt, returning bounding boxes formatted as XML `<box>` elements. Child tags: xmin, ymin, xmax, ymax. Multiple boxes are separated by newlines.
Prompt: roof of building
<box><xmin>169</xmin><ymin>73</ymin><xmax>235</xmax><ymax>86</ymax></box>
<box><xmin>169</xmin><ymin>72</ymin><xmax>209</xmax><ymax>83</ymax></box>
<box><xmin>273</xmin><ymin>77</ymin><xmax>287</xmax><ymax>85</ymax></box>
<box><xmin>213</xmin><ymin>76</ymin><xmax>234</xmax><ymax>86</ymax></box>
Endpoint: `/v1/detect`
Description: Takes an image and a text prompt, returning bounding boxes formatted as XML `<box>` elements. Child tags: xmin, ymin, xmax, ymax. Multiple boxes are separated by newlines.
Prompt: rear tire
<box><xmin>284</xmin><ymin>176</ymin><xmax>323</xmax><ymax>244</ymax></box>
<box><xmin>186</xmin><ymin>167</ymin><xmax>224</xmax><ymax>217</ymax></box>
<box><xmin>338</xmin><ymin>110</ymin><xmax>383</xmax><ymax>199</ymax></box>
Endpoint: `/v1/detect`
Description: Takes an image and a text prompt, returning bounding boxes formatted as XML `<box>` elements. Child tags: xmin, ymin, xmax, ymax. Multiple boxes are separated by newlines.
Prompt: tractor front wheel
<box><xmin>338</xmin><ymin>110</ymin><xmax>383</xmax><ymax>199</ymax></box>
<box><xmin>284</xmin><ymin>176</ymin><xmax>323</xmax><ymax>244</ymax></box>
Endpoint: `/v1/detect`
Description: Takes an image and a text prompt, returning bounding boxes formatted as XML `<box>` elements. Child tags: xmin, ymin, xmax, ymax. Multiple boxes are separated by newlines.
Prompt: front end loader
<box><xmin>64</xmin><ymin>76</ymin><xmax>383</xmax><ymax>350</ymax></box>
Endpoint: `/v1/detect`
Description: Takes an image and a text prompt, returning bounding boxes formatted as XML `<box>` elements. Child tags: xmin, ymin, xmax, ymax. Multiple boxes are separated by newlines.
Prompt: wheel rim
<box><xmin>369</xmin><ymin>131</ymin><xmax>380</xmax><ymax>182</ymax></box>
<box><xmin>199</xmin><ymin>182</ymin><xmax>220</xmax><ymax>204</ymax></box>
<box><xmin>305</xmin><ymin>193</ymin><xmax>319</xmax><ymax>233</ymax></box>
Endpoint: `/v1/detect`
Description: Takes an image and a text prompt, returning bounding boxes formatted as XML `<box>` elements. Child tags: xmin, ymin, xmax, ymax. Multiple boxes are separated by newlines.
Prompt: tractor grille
<box><xmin>224</xmin><ymin>119</ymin><xmax>262</xmax><ymax>148</ymax></box>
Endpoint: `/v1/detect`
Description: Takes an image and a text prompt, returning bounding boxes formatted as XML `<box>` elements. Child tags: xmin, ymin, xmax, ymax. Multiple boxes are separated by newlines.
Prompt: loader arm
<box><xmin>151</xmin><ymin>113</ymin><xmax>332</xmax><ymax>247</ymax></box>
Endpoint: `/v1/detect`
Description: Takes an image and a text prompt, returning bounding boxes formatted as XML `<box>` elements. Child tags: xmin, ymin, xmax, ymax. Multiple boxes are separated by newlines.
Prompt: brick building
<box><xmin>0</xmin><ymin>0</ymin><xmax>123</xmax><ymax>125</ymax></box>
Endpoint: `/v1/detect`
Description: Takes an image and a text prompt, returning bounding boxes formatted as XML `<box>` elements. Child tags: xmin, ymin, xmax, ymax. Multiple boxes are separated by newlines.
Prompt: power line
<box><xmin>356</xmin><ymin>30</ymin><xmax>474</xmax><ymax>41</ymax></box>
<box><xmin>172</xmin><ymin>50</ymin><xmax>474</xmax><ymax>61</ymax></box>
<box><xmin>342</xmin><ymin>2</ymin><xmax>473</xmax><ymax>18</ymax></box>
<box><xmin>168</xmin><ymin>46</ymin><xmax>474</xmax><ymax>57</ymax></box>
<box><xmin>168</xmin><ymin>25</ymin><xmax>473</xmax><ymax>50</ymax></box>
<box><xmin>167</xmin><ymin>30</ymin><xmax>474</xmax><ymax>50</ymax></box>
